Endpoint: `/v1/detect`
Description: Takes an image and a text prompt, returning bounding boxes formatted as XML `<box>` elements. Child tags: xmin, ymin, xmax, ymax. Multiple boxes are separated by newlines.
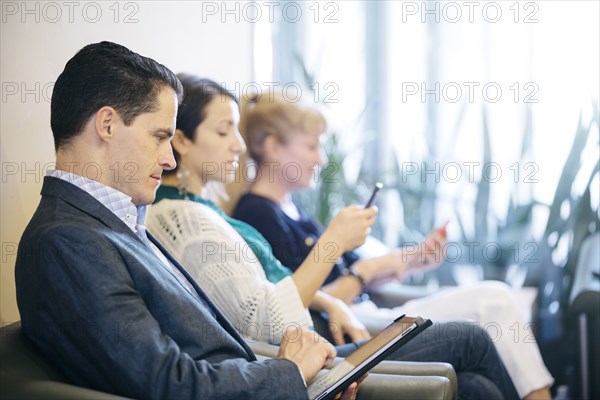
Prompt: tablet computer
<box><xmin>307</xmin><ymin>314</ymin><xmax>432</xmax><ymax>400</ymax></box>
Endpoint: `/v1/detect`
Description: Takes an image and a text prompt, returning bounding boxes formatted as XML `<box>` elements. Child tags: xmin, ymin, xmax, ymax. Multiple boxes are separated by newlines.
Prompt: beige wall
<box><xmin>0</xmin><ymin>1</ymin><xmax>254</xmax><ymax>323</ymax></box>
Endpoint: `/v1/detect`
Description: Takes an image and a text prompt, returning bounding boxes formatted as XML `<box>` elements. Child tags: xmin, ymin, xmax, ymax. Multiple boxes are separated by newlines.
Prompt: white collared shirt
<box><xmin>48</xmin><ymin>170</ymin><xmax>202</xmax><ymax>301</ymax></box>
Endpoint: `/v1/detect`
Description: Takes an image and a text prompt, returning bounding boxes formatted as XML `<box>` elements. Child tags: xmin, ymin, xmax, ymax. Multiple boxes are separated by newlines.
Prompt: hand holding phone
<box><xmin>365</xmin><ymin>183</ymin><xmax>383</xmax><ymax>208</ymax></box>
<box><xmin>437</xmin><ymin>221</ymin><xmax>449</xmax><ymax>238</ymax></box>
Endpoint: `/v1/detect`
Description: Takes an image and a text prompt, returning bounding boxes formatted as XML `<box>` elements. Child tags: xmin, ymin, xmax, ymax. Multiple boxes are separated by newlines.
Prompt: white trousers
<box><xmin>350</xmin><ymin>281</ymin><xmax>554</xmax><ymax>398</ymax></box>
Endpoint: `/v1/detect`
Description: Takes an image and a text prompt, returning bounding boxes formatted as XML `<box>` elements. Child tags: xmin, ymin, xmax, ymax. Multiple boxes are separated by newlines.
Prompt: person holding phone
<box><xmin>232</xmin><ymin>96</ymin><xmax>553</xmax><ymax>400</ymax></box>
<box><xmin>146</xmin><ymin>75</ymin><xmax>521</xmax><ymax>400</ymax></box>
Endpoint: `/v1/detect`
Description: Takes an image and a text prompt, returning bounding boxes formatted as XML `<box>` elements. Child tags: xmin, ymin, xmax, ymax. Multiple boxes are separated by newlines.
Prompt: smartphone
<box><xmin>438</xmin><ymin>221</ymin><xmax>449</xmax><ymax>238</ymax></box>
<box><xmin>365</xmin><ymin>182</ymin><xmax>383</xmax><ymax>208</ymax></box>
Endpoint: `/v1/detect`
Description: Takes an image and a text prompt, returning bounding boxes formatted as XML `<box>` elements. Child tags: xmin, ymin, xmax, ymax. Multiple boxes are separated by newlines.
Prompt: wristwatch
<box><xmin>343</xmin><ymin>266</ymin><xmax>366</xmax><ymax>288</ymax></box>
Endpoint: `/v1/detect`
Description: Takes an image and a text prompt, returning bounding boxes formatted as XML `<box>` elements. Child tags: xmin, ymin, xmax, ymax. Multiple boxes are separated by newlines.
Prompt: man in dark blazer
<box><xmin>15</xmin><ymin>41</ymin><xmax>358</xmax><ymax>400</ymax></box>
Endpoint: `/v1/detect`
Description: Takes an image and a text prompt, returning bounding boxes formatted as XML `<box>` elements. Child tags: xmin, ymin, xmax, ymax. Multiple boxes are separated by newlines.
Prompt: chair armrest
<box><xmin>357</xmin><ymin>372</ymin><xmax>455</xmax><ymax>400</ymax></box>
<box><xmin>247</xmin><ymin>339</ymin><xmax>457</xmax><ymax>398</ymax></box>
<box><xmin>0</xmin><ymin>377</ymin><xmax>127</xmax><ymax>400</ymax></box>
<box><xmin>368</xmin><ymin>360</ymin><xmax>457</xmax><ymax>397</ymax></box>
<box><xmin>0</xmin><ymin>322</ymin><xmax>129</xmax><ymax>400</ymax></box>
<box><xmin>352</xmin><ymin>359</ymin><xmax>454</xmax><ymax>378</ymax></box>
<box><xmin>309</xmin><ymin>369</ymin><xmax>455</xmax><ymax>400</ymax></box>
<box><xmin>329</xmin><ymin>358</ymin><xmax>457</xmax><ymax>397</ymax></box>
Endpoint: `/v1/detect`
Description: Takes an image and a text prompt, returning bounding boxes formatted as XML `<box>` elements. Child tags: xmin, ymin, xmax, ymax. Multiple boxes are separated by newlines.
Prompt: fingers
<box><xmin>277</xmin><ymin>327</ymin><xmax>336</xmax><ymax>381</ymax></box>
<box><xmin>437</xmin><ymin>221</ymin><xmax>449</xmax><ymax>238</ymax></box>
<box><xmin>338</xmin><ymin>382</ymin><xmax>358</xmax><ymax>400</ymax></box>
<box><xmin>331</xmin><ymin>324</ymin><xmax>345</xmax><ymax>346</ymax></box>
<box><xmin>354</xmin><ymin>327</ymin><xmax>371</xmax><ymax>342</ymax></box>
<box><xmin>323</xmin><ymin>341</ymin><xmax>337</xmax><ymax>368</ymax></box>
<box><xmin>344</xmin><ymin>324</ymin><xmax>370</xmax><ymax>343</ymax></box>
<box><xmin>365</xmin><ymin>205</ymin><xmax>378</xmax><ymax>217</ymax></box>
<box><xmin>330</xmin><ymin>205</ymin><xmax>378</xmax><ymax>251</ymax></box>
<box><xmin>360</xmin><ymin>207</ymin><xmax>377</xmax><ymax>241</ymax></box>
<box><xmin>355</xmin><ymin>373</ymin><xmax>369</xmax><ymax>385</ymax></box>
<box><xmin>340</xmin><ymin>324</ymin><xmax>370</xmax><ymax>345</ymax></box>
<box><xmin>363</xmin><ymin>206</ymin><xmax>378</xmax><ymax>227</ymax></box>
<box><xmin>346</xmin><ymin>204</ymin><xmax>378</xmax><ymax>220</ymax></box>
<box><xmin>425</xmin><ymin>230</ymin><xmax>446</xmax><ymax>247</ymax></box>
<box><xmin>420</xmin><ymin>231</ymin><xmax>447</xmax><ymax>265</ymax></box>
<box><xmin>338</xmin><ymin>374</ymin><xmax>368</xmax><ymax>400</ymax></box>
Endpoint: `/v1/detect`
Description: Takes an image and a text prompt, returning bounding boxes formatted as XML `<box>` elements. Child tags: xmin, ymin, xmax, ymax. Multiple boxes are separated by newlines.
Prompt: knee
<box><xmin>436</xmin><ymin>322</ymin><xmax>494</xmax><ymax>350</ymax></box>
<box><xmin>477</xmin><ymin>281</ymin><xmax>514</xmax><ymax>302</ymax></box>
<box><xmin>441</xmin><ymin>321</ymin><xmax>496</xmax><ymax>352</ymax></box>
<box><xmin>470</xmin><ymin>323</ymin><xmax>488</xmax><ymax>335</ymax></box>
<box><xmin>473</xmin><ymin>281</ymin><xmax>522</xmax><ymax>320</ymax></box>
<box><xmin>470</xmin><ymin>324</ymin><xmax>496</xmax><ymax>349</ymax></box>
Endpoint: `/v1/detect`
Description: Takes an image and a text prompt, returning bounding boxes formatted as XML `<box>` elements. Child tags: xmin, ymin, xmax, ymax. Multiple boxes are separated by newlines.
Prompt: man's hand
<box><xmin>337</xmin><ymin>373</ymin><xmax>368</xmax><ymax>400</ymax></box>
<box><xmin>277</xmin><ymin>326</ymin><xmax>337</xmax><ymax>383</ymax></box>
<box><xmin>327</xmin><ymin>298</ymin><xmax>370</xmax><ymax>345</ymax></box>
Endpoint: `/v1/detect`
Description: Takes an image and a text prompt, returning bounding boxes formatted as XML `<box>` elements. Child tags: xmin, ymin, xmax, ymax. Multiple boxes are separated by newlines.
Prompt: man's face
<box><xmin>109</xmin><ymin>87</ymin><xmax>177</xmax><ymax>205</ymax></box>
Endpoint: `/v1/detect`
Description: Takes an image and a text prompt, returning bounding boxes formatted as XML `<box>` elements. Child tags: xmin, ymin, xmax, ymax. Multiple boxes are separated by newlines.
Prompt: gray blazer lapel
<box><xmin>41</xmin><ymin>177</ymin><xmax>256</xmax><ymax>361</ymax></box>
<box><xmin>148</xmin><ymin>233</ymin><xmax>256</xmax><ymax>360</ymax></box>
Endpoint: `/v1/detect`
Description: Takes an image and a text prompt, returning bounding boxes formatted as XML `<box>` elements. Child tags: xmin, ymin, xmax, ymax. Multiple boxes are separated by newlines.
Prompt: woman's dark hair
<box><xmin>51</xmin><ymin>41</ymin><xmax>183</xmax><ymax>151</ymax></box>
<box><xmin>166</xmin><ymin>74</ymin><xmax>237</xmax><ymax>174</ymax></box>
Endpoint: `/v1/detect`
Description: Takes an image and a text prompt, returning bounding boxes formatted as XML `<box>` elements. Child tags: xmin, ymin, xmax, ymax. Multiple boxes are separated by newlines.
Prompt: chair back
<box><xmin>0</xmin><ymin>321</ymin><xmax>126</xmax><ymax>399</ymax></box>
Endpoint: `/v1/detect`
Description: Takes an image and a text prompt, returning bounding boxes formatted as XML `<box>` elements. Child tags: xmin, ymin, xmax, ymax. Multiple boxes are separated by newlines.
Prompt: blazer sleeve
<box><xmin>16</xmin><ymin>223</ymin><xmax>308</xmax><ymax>400</ymax></box>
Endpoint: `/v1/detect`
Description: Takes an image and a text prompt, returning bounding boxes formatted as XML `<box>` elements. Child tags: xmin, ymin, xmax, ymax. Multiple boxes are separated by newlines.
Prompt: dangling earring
<box><xmin>176</xmin><ymin>168</ymin><xmax>191</xmax><ymax>200</ymax></box>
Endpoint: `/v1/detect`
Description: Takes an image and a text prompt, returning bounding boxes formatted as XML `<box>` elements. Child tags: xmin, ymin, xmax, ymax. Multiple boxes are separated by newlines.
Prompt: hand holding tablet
<box><xmin>307</xmin><ymin>315</ymin><xmax>432</xmax><ymax>400</ymax></box>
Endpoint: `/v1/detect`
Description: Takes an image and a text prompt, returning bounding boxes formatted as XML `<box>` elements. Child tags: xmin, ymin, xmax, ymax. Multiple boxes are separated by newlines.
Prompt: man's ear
<box><xmin>171</xmin><ymin>129</ymin><xmax>190</xmax><ymax>155</ymax></box>
<box><xmin>94</xmin><ymin>106</ymin><xmax>117</xmax><ymax>142</ymax></box>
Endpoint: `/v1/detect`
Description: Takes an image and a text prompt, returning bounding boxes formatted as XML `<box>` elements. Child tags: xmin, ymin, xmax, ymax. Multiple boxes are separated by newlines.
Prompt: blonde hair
<box><xmin>302</xmin><ymin>107</ymin><xmax>328</xmax><ymax>137</ymax></box>
<box><xmin>240</xmin><ymin>94</ymin><xmax>327</xmax><ymax>165</ymax></box>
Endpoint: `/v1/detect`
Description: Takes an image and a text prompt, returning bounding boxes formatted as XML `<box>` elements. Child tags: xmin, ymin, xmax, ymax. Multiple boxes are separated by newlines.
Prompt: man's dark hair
<box><xmin>51</xmin><ymin>41</ymin><xmax>183</xmax><ymax>151</ymax></box>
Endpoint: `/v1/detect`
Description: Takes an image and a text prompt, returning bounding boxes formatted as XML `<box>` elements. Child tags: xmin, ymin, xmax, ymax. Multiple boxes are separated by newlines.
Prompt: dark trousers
<box><xmin>335</xmin><ymin>322</ymin><xmax>520</xmax><ymax>400</ymax></box>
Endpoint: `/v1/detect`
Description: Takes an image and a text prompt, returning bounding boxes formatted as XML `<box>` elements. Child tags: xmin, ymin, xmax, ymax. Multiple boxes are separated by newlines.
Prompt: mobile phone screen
<box><xmin>365</xmin><ymin>183</ymin><xmax>383</xmax><ymax>208</ymax></box>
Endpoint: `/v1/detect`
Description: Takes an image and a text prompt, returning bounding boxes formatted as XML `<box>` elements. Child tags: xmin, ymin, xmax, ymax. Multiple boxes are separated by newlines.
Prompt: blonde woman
<box><xmin>232</xmin><ymin>95</ymin><xmax>553</xmax><ymax>400</ymax></box>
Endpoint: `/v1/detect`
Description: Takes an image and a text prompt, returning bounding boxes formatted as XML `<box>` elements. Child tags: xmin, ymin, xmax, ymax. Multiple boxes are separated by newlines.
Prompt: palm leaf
<box><xmin>544</xmin><ymin>113</ymin><xmax>596</xmax><ymax>238</ymax></box>
<box><xmin>474</xmin><ymin>105</ymin><xmax>492</xmax><ymax>243</ymax></box>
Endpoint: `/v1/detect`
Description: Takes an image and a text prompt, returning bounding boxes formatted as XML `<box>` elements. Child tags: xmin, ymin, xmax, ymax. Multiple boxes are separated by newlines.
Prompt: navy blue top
<box><xmin>233</xmin><ymin>192</ymin><xmax>360</xmax><ymax>286</ymax></box>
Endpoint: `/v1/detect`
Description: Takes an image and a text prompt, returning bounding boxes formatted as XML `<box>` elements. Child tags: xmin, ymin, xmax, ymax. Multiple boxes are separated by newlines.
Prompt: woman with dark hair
<box><xmin>154</xmin><ymin>75</ymin><xmax>376</xmax><ymax>341</ymax></box>
<box><xmin>147</xmin><ymin>75</ymin><xmax>521</xmax><ymax>399</ymax></box>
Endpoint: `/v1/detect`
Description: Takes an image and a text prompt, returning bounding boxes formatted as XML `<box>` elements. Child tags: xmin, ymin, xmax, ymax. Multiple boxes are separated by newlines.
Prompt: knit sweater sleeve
<box><xmin>147</xmin><ymin>199</ymin><xmax>313</xmax><ymax>345</ymax></box>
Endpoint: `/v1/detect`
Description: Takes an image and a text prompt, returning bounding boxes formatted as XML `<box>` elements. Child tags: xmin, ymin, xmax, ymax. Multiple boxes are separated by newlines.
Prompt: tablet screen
<box><xmin>307</xmin><ymin>315</ymin><xmax>431</xmax><ymax>400</ymax></box>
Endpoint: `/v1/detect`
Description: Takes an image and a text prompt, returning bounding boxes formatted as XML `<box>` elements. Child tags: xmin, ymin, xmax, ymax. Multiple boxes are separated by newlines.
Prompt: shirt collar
<box><xmin>48</xmin><ymin>170</ymin><xmax>145</xmax><ymax>233</ymax></box>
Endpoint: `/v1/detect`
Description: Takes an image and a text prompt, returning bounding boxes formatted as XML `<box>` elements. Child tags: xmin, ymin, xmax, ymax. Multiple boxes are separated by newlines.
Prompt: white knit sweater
<box><xmin>147</xmin><ymin>199</ymin><xmax>313</xmax><ymax>344</ymax></box>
